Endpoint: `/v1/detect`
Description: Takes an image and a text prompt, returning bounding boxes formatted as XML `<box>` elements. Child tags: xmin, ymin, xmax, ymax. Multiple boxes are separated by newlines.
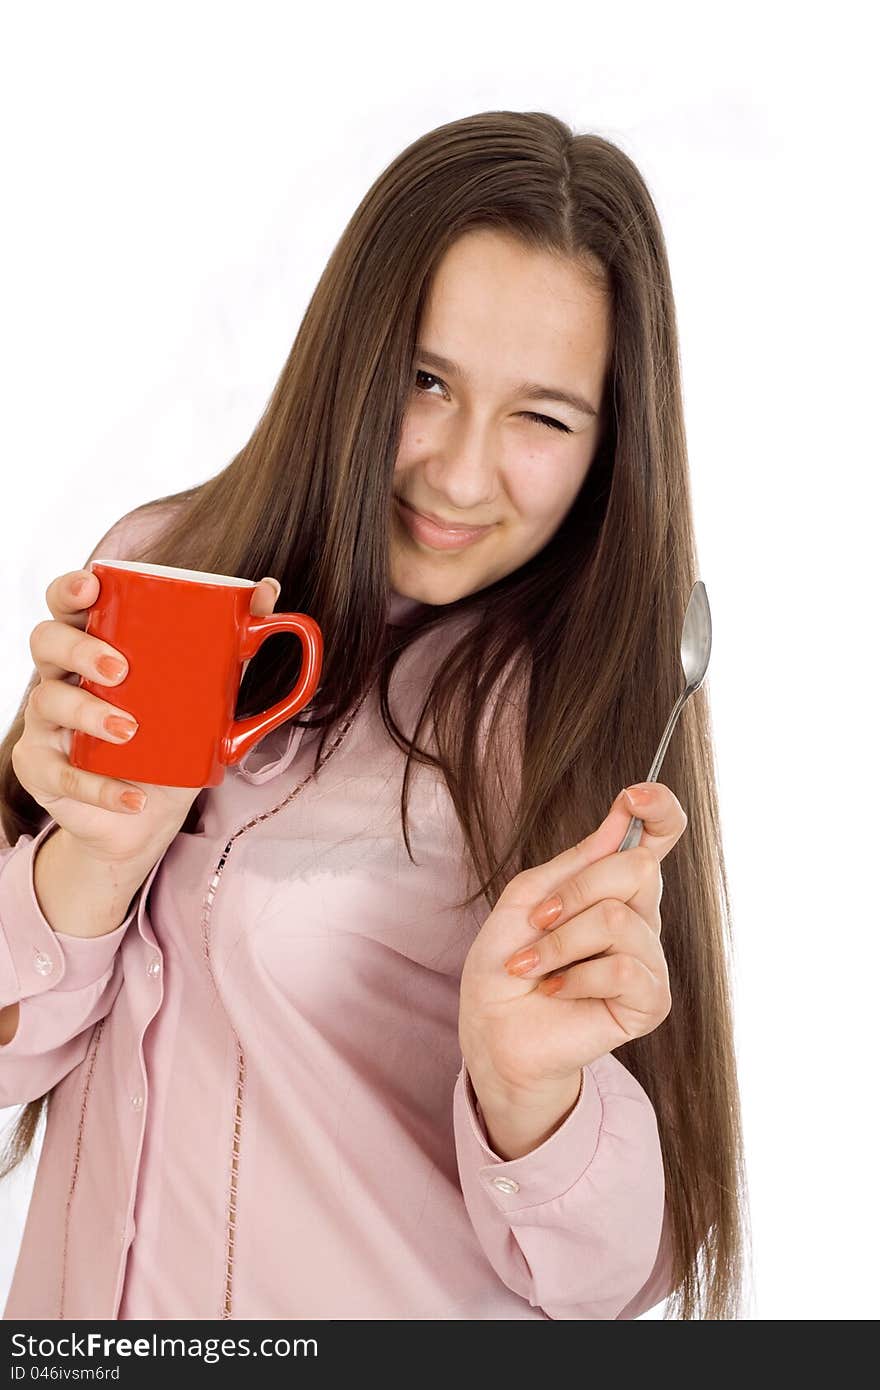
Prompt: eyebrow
<box><xmin>414</xmin><ymin>345</ymin><xmax>598</xmax><ymax>419</ymax></box>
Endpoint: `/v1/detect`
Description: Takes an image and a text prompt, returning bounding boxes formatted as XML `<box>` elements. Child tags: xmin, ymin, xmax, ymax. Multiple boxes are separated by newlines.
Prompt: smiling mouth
<box><xmin>394</xmin><ymin>497</ymin><xmax>495</xmax><ymax>537</ymax></box>
<box><xmin>393</xmin><ymin>497</ymin><xmax>497</xmax><ymax>552</ymax></box>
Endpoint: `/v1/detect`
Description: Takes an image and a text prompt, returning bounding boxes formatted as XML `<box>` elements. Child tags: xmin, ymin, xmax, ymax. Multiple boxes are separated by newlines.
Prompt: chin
<box><xmin>390</xmin><ymin>546</ymin><xmax>493</xmax><ymax>609</ymax></box>
<box><xmin>408</xmin><ymin>579</ymin><xmax>479</xmax><ymax>609</ymax></box>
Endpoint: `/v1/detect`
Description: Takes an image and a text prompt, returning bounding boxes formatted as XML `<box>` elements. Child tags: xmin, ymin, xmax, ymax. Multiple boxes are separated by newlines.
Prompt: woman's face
<box><xmin>390</xmin><ymin>227</ymin><xmax>611</xmax><ymax>606</ymax></box>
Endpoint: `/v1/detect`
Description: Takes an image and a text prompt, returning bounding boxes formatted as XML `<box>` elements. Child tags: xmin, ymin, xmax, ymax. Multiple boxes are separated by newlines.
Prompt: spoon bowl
<box><xmin>617</xmin><ymin>580</ymin><xmax>712</xmax><ymax>853</ymax></box>
<box><xmin>681</xmin><ymin>580</ymin><xmax>712</xmax><ymax>691</ymax></box>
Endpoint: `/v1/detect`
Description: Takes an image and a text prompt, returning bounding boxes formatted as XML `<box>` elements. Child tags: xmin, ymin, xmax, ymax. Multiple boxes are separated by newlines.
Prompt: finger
<box><xmin>621</xmin><ymin>781</ymin><xmax>689</xmax><ymax>857</ymax></box>
<box><xmin>15</xmin><ymin>741</ymin><xmax>150</xmax><ymax>816</ymax></box>
<box><xmin>242</xmin><ymin>578</ymin><xmax>281</xmax><ymax>681</ymax></box>
<box><xmin>46</xmin><ymin>570</ymin><xmax>99</xmax><ymax>629</ymax></box>
<box><xmin>527</xmin><ymin>843</ymin><xmax>663</xmax><ymax>940</ymax></box>
<box><xmin>537</xmin><ymin>951</ymin><xmax>660</xmax><ymax>1011</ymax></box>
<box><xmin>25</xmin><ymin>676</ymin><xmax>140</xmax><ymax>754</ymax></box>
<box><xmin>250</xmin><ymin>576</ymin><xmax>281</xmax><ymax>616</ymax></box>
<box><xmin>34</xmin><ymin>570</ymin><xmax>102</xmax><ymax>688</ymax></box>
<box><xmin>504</xmin><ymin>782</ymin><xmax>687</xmax><ymax>919</ymax></box>
<box><xmin>503</xmin><ymin>901</ymin><xmax>663</xmax><ymax>979</ymax></box>
<box><xmin>30</xmin><ymin>617</ymin><xmax>131</xmax><ymax>689</ymax></box>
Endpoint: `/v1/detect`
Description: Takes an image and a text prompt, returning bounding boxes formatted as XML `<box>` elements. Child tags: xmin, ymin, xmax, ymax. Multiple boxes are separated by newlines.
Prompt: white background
<box><xmin>1</xmin><ymin>0</ymin><xmax>877</xmax><ymax>1321</ymax></box>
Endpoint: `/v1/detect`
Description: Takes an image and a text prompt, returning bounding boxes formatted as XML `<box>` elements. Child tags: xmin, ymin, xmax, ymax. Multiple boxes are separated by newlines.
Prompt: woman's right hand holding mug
<box><xmin>11</xmin><ymin>566</ymin><xmax>281</xmax><ymax>870</ymax></box>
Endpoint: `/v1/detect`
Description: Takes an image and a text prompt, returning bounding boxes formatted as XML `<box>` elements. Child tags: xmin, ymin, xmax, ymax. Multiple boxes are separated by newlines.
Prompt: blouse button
<box><xmin>33</xmin><ymin>950</ymin><xmax>54</xmax><ymax>976</ymax></box>
<box><xmin>130</xmin><ymin>1094</ymin><xmax>143</xmax><ymax>1110</ymax></box>
<box><xmin>146</xmin><ymin>959</ymin><xmax>161</xmax><ymax>978</ymax></box>
<box><xmin>491</xmin><ymin>1177</ymin><xmax>520</xmax><ymax>1193</ymax></box>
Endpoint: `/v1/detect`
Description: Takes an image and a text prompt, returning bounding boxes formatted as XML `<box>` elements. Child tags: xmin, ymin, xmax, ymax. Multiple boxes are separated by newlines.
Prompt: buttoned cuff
<box><xmin>0</xmin><ymin>819</ymin><xmax>136</xmax><ymax>1007</ymax></box>
<box><xmin>454</xmin><ymin>1059</ymin><xmax>604</xmax><ymax>1215</ymax></box>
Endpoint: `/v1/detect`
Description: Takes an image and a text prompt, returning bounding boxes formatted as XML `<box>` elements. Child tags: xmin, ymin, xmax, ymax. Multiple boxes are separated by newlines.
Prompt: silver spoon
<box><xmin>617</xmin><ymin>580</ymin><xmax>712</xmax><ymax>853</ymax></box>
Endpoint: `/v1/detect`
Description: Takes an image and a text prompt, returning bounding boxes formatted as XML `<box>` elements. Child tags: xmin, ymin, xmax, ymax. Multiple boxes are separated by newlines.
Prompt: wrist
<box><xmin>464</xmin><ymin>1062</ymin><xmax>584</xmax><ymax>1161</ymax></box>
<box><xmin>35</xmin><ymin>827</ymin><xmax>152</xmax><ymax>938</ymax></box>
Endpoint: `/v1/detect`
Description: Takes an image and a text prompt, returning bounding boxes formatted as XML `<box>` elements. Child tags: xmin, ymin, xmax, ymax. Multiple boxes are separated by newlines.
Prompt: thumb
<box><xmin>250</xmin><ymin>576</ymin><xmax>282</xmax><ymax>616</ymax></box>
<box><xmin>241</xmin><ymin>579</ymin><xmax>282</xmax><ymax>683</ymax></box>
<box><xmin>506</xmin><ymin>783</ymin><xmax>686</xmax><ymax>910</ymax></box>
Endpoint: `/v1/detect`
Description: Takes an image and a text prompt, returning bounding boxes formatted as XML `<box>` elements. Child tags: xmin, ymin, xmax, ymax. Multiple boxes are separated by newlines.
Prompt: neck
<box><xmin>387</xmin><ymin>587</ymin><xmax>425</xmax><ymax>624</ymax></box>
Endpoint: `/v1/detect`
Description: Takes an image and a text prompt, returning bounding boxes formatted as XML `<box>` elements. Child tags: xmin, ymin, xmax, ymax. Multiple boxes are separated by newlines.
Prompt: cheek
<box><xmin>506</xmin><ymin>453</ymin><xmax>583</xmax><ymax>527</ymax></box>
<box><xmin>393</xmin><ymin>430</ymin><xmax>422</xmax><ymax>488</ymax></box>
<box><xmin>396</xmin><ymin>413</ymin><xmax>426</xmax><ymax>457</ymax></box>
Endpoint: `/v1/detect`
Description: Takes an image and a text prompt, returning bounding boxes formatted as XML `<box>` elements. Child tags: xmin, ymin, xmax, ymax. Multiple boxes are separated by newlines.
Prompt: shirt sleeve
<box><xmin>452</xmin><ymin>1048</ymin><xmax>673</xmax><ymax>1319</ymax></box>
<box><xmin>0</xmin><ymin>499</ymin><xmax>186</xmax><ymax>1107</ymax></box>
<box><xmin>0</xmin><ymin>819</ymin><xmax>151</xmax><ymax>1106</ymax></box>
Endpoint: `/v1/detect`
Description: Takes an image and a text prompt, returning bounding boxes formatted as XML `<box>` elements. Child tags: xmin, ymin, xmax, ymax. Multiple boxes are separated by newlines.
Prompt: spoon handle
<box><xmin>617</xmin><ymin>685</ymin><xmax>692</xmax><ymax>853</ymax></box>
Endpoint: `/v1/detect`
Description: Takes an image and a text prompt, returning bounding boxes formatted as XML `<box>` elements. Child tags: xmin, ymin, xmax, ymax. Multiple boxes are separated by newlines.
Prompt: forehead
<box><xmin>420</xmin><ymin>229</ymin><xmax>610</xmax><ymax>383</ymax></box>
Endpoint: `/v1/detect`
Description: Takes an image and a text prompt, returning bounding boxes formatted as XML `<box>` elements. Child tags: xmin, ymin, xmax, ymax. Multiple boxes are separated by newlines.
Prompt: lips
<box><xmin>394</xmin><ymin>497</ymin><xmax>495</xmax><ymax>551</ymax></box>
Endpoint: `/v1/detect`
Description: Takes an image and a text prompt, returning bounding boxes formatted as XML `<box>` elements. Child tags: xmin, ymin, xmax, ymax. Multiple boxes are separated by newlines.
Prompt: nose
<box><xmin>421</xmin><ymin>414</ymin><xmax>500</xmax><ymax>516</ymax></box>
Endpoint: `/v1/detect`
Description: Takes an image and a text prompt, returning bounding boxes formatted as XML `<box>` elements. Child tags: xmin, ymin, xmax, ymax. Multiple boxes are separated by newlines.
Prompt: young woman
<box><xmin>0</xmin><ymin>110</ymin><xmax>749</xmax><ymax>1320</ymax></box>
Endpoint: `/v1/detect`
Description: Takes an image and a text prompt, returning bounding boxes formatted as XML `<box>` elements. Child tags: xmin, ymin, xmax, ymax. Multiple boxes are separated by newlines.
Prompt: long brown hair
<box><xmin>1</xmin><ymin>110</ymin><xmax>750</xmax><ymax>1319</ymax></box>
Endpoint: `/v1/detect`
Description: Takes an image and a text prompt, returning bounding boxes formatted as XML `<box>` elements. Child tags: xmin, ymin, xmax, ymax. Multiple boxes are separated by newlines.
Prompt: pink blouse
<box><xmin>0</xmin><ymin>507</ymin><xmax>673</xmax><ymax>1320</ymax></box>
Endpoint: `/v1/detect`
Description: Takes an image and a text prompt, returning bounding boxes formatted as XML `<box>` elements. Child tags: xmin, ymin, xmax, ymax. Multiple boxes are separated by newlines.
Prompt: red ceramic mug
<box><xmin>69</xmin><ymin>559</ymin><xmax>323</xmax><ymax>788</ymax></box>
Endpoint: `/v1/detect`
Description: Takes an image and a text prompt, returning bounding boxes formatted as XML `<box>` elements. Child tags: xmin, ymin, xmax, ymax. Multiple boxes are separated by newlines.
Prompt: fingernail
<box><xmin>96</xmin><ymin>655</ymin><xmax>128</xmax><ymax>682</ymax></box>
<box><xmin>71</xmin><ymin>574</ymin><xmax>92</xmax><ymax>596</ymax></box>
<box><xmin>538</xmin><ymin>975</ymin><xmax>565</xmax><ymax>996</ymax></box>
<box><xmin>504</xmin><ymin>947</ymin><xmax>540</xmax><ymax>976</ymax></box>
<box><xmin>104</xmin><ymin>715</ymin><xmax>138</xmax><ymax>741</ymax></box>
<box><xmin>624</xmin><ymin>784</ymin><xmax>651</xmax><ymax>810</ymax></box>
<box><xmin>262</xmin><ymin>577</ymin><xmax>281</xmax><ymax>600</ymax></box>
<box><xmin>530</xmin><ymin>894</ymin><xmax>563</xmax><ymax>929</ymax></box>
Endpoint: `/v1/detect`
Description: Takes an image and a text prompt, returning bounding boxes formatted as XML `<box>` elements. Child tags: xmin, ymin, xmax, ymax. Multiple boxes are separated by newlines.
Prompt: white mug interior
<box><xmin>91</xmin><ymin>559</ymin><xmax>254</xmax><ymax>588</ymax></box>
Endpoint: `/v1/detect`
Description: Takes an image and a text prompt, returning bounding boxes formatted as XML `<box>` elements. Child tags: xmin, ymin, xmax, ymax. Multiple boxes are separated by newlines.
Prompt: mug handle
<box><xmin>220</xmin><ymin>611</ymin><xmax>324</xmax><ymax>767</ymax></box>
